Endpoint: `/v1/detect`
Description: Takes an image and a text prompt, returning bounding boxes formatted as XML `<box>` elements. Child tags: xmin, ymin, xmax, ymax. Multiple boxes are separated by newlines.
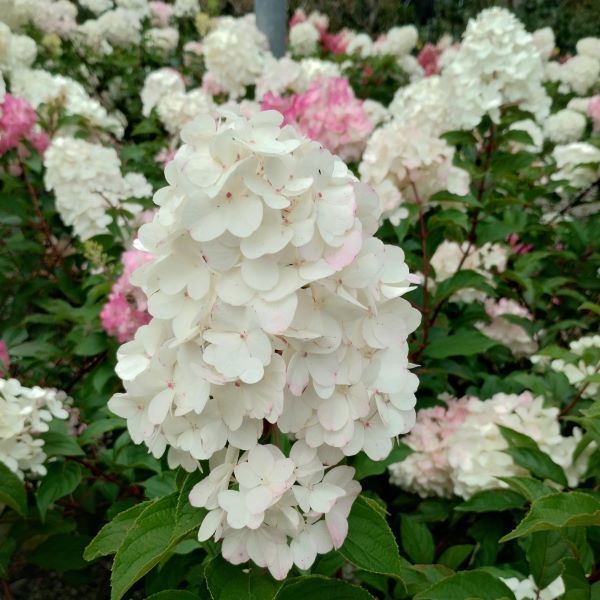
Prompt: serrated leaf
<box><xmin>526</xmin><ymin>531</ymin><xmax>571</xmax><ymax>589</ymax></box>
<box><xmin>0</xmin><ymin>463</ymin><xmax>27</xmax><ymax>516</ymax></box>
<box><xmin>84</xmin><ymin>501</ymin><xmax>153</xmax><ymax>561</ymax></box>
<box><xmin>414</xmin><ymin>570</ymin><xmax>516</xmax><ymax>599</ymax></box>
<box><xmin>423</xmin><ymin>330</ymin><xmax>497</xmax><ymax>359</ymax></box>
<box><xmin>204</xmin><ymin>555</ymin><xmax>282</xmax><ymax>599</ymax></box>
<box><xmin>498</xmin><ymin>477</ymin><xmax>555</xmax><ymax>502</ymax></box>
<box><xmin>501</xmin><ymin>492</ymin><xmax>600</xmax><ymax>542</ymax></box>
<box><xmin>276</xmin><ymin>576</ymin><xmax>374</xmax><ymax>600</ymax></box>
<box><xmin>40</xmin><ymin>430</ymin><xmax>85</xmax><ymax>457</ymax></box>
<box><xmin>338</xmin><ymin>495</ymin><xmax>402</xmax><ymax>576</ymax></box>
<box><xmin>400</xmin><ymin>516</ymin><xmax>434</xmax><ymax>564</ymax></box>
<box><xmin>455</xmin><ymin>489</ymin><xmax>526</xmax><ymax>513</ymax></box>
<box><xmin>110</xmin><ymin>482</ymin><xmax>206</xmax><ymax>600</ymax></box>
<box><xmin>561</xmin><ymin>557</ymin><xmax>591</xmax><ymax>600</ymax></box>
<box><xmin>36</xmin><ymin>461</ymin><xmax>83</xmax><ymax>520</ymax></box>
<box><xmin>504</xmin><ymin>447</ymin><xmax>568</xmax><ymax>487</ymax></box>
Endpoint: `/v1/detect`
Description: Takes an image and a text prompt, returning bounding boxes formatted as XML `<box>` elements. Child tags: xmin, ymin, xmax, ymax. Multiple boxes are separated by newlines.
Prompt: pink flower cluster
<box><xmin>149</xmin><ymin>1</ymin><xmax>174</xmax><ymax>27</ymax></box>
<box><xmin>100</xmin><ymin>249</ymin><xmax>153</xmax><ymax>343</ymax></box>
<box><xmin>0</xmin><ymin>340</ymin><xmax>9</xmax><ymax>376</ymax></box>
<box><xmin>507</xmin><ymin>233</ymin><xmax>534</xmax><ymax>255</ymax></box>
<box><xmin>417</xmin><ymin>43</ymin><xmax>442</xmax><ymax>77</ymax></box>
<box><xmin>261</xmin><ymin>77</ymin><xmax>373</xmax><ymax>162</ymax></box>
<box><xmin>0</xmin><ymin>94</ymin><xmax>49</xmax><ymax>156</ymax></box>
<box><xmin>588</xmin><ymin>96</ymin><xmax>600</xmax><ymax>132</ymax></box>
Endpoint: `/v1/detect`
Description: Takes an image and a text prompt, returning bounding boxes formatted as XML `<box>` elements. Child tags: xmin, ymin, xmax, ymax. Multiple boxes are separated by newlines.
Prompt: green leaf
<box><xmin>0</xmin><ymin>537</ymin><xmax>16</xmax><ymax>578</ymax></box>
<box><xmin>423</xmin><ymin>330</ymin><xmax>497</xmax><ymax>359</ymax></box>
<box><xmin>79</xmin><ymin>417</ymin><xmax>126</xmax><ymax>445</ymax></box>
<box><xmin>438</xmin><ymin>545</ymin><xmax>473</xmax><ymax>570</ymax></box>
<box><xmin>352</xmin><ymin>442</ymin><xmax>412</xmax><ymax>480</ymax></box>
<box><xmin>338</xmin><ymin>495</ymin><xmax>402</xmax><ymax>576</ymax></box>
<box><xmin>504</xmin><ymin>447</ymin><xmax>568</xmax><ymax>487</ymax></box>
<box><xmin>29</xmin><ymin>534</ymin><xmax>90</xmax><ymax>571</ymax></box>
<box><xmin>84</xmin><ymin>501</ymin><xmax>153</xmax><ymax>561</ymax></box>
<box><xmin>455</xmin><ymin>489</ymin><xmax>526</xmax><ymax>513</ymax></box>
<box><xmin>400</xmin><ymin>516</ymin><xmax>435</xmax><ymax>564</ymax></box>
<box><xmin>498</xmin><ymin>426</ymin><xmax>538</xmax><ymax>450</ymax></box>
<box><xmin>498</xmin><ymin>477</ymin><xmax>555</xmax><ymax>502</ymax></box>
<box><xmin>490</xmin><ymin>151</ymin><xmax>534</xmax><ymax>176</ymax></box>
<box><xmin>143</xmin><ymin>472</ymin><xmax>178</xmax><ymax>499</ymax></box>
<box><xmin>111</xmin><ymin>495</ymin><xmax>178</xmax><ymax>600</ymax></box>
<box><xmin>73</xmin><ymin>332</ymin><xmax>107</xmax><ymax>356</ymax></box>
<box><xmin>40</xmin><ymin>430</ymin><xmax>85</xmax><ymax>457</ymax></box>
<box><xmin>561</xmin><ymin>557</ymin><xmax>591</xmax><ymax>600</ymax></box>
<box><xmin>432</xmin><ymin>270</ymin><xmax>494</xmax><ymax>305</ymax></box>
<box><xmin>526</xmin><ymin>531</ymin><xmax>571</xmax><ymax>589</ymax></box>
<box><xmin>146</xmin><ymin>592</ymin><xmax>201</xmax><ymax>600</ymax></box>
<box><xmin>441</xmin><ymin>131</ymin><xmax>477</xmax><ymax>146</ymax></box>
<box><xmin>414</xmin><ymin>570</ymin><xmax>516</xmax><ymax>599</ymax></box>
<box><xmin>277</xmin><ymin>576</ymin><xmax>374</xmax><ymax>600</ymax></box>
<box><xmin>501</xmin><ymin>492</ymin><xmax>600</xmax><ymax>542</ymax></box>
<box><xmin>0</xmin><ymin>463</ymin><xmax>27</xmax><ymax>516</ymax></box>
<box><xmin>36</xmin><ymin>461</ymin><xmax>83</xmax><ymax>520</ymax></box>
<box><xmin>110</xmin><ymin>483</ymin><xmax>206</xmax><ymax>600</ymax></box>
<box><xmin>501</xmin><ymin>129</ymin><xmax>534</xmax><ymax>145</ymax></box>
<box><xmin>204</xmin><ymin>555</ymin><xmax>283</xmax><ymax>600</ymax></box>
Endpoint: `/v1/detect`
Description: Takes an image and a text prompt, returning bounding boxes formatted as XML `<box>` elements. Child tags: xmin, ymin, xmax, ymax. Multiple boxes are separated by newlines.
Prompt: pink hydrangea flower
<box><xmin>0</xmin><ymin>94</ymin><xmax>49</xmax><ymax>156</ymax></box>
<box><xmin>321</xmin><ymin>30</ymin><xmax>350</xmax><ymax>55</ymax></box>
<box><xmin>201</xmin><ymin>71</ymin><xmax>223</xmax><ymax>96</ymax></box>
<box><xmin>149</xmin><ymin>1</ymin><xmax>174</xmax><ymax>27</ymax></box>
<box><xmin>289</xmin><ymin>9</ymin><xmax>307</xmax><ymax>28</ymax></box>
<box><xmin>507</xmin><ymin>233</ymin><xmax>534</xmax><ymax>255</ymax></box>
<box><xmin>101</xmin><ymin>250</ymin><xmax>153</xmax><ymax>343</ymax></box>
<box><xmin>417</xmin><ymin>43</ymin><xmax>442</xmax><ymax>77</ymax></box>
<box><xmin>155</xmin><ymin>147</ymin><xmax>176</xmax><ymax>167</ymax></box>
<box><xmin>587</xmin><ymin>96</ymin><xmax>600</xmax><ymax>132</ymax></box>
<box><xmin>262</xmin><ymin>77</ymin><xmax>373</xmax><ymax>162</ymax></box>
<box><xmin>0</xmin><ymin>340</ymin><xmax>9</xmax><ymax>376</ymax></box>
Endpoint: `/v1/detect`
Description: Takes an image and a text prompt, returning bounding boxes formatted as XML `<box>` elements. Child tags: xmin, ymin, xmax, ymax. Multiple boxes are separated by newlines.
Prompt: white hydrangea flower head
<box><xmin>115</xmin><ymin>0</ymin><xmax>149</xmax><ymax>17</ymax></box>
<box><xmin>0</xmin><ymin>378</ymin><xmax>69</xmax><ymax>479</ymax></box>
<box><xmin>109</xmin><ymin>110</ymin><xmax>421</xmax><ymax>574</ymax></box>
<box><xmin>557</xmin><ymin>55</ymin><xmax>600</xmax><ymax>95</ymax></box>
<box><xmin>392</xmin><ymin>392</ymin><xmax>592</xmax><ymax>500</ymax></box>
<box><xmin>551</xmin><ymin>142</ymin><xmax>600</xmax><ymax>190</ymax></box>
<box><xmin>502</xmin><ymin>575</ymin><xmax>564</xmax><ymax>600</ymax></box>
<box><xmin>0</xmin><ymin>22</ymin><xmax>37</xmax><ymax>73</ymax></box>
<box><xmin>144</xmin><ymin>27</ymin><xmax>179</xmax><ymax>53</ymax></box>
<box><xmin>141</xmin><ymin>68</ymin><xmax>186</xmax><ymax>117</ymax></box>
<box><xmin>567</xmin><ymin>96</ymin><xmax>594</xmax><ymax>114</ymax></box>
<box><xmin>359</xmin><ymin>121</ymin><xmax>470</xmax><ymax>224</ymax></box>
<box><xmin>538</xmin><ymin>335</ymin><xmax>600</xmax><ymax>400</ymax></box>
<box><xmin>429</xmin><ymin>241</ymin><xmax>507</xmax><ymax>303</ymax></box>
<box><xmin>174</xmin><ymin>0</ymin><xmax>199</xmax><ymax>18</ymax></box>
<box><xmin>509</xmin><ymin>119</ymin><xmax>544</xmax><ymax>153</ymax></box>
<box><xmin>10</xmin><ymin>68</ymin><xmax>124</xmax><ymax>137</ymax></box>
<box><xmin>442</xmin><ymin>8</ymin><xmax>550</xmax><ymax>130</ymax></box>
<box><xmin>155</xmin><ymin>88</ymin><xmax>215</xmax><ymax>135</ymax></box>
<box><xmin>388</xmin><ymin>76</ymin><xmax>450</xmax><ymax>136</ymax></box>
<box><xmin>476</xmin><ymin>298</ymin><xmax>538</xmax><ymax>356</ymax></box>
<box><xmin>532</xmin><ymin>27</ymin><xmax>555</xmax><ymax>60</ymax></box>
<box><xmin>255</xmin><ymin>55</ymin><xmax>308</xmax><ymax>101</ymax></box>
<box><xmin>79</xmin><ymin>0</ymin><xmax>113</xmax><ymax>14</ymax></box>
<box><xmin>543</xmin><ymin>108</ymin><xmax>587</xmax><ymax>144</ymax></box>
<box><xmin>44</xmin><ymin>137</ymin><xmax>151</xmax><ymax>240</ymax></box>
<box><xmin>362</xmin><ymin>99</ymin><xmax>389</xmax><ymax>127</ymax></box>
<box><xmin>202</xmin><ymin>15</ymin><xmax>270</xmax><ymax>98</ymax></box>
<box><xmin>346</xmin><ymin>32</ymin><xmax>374</xmax><ymax>58</ymax></box>
<box><xmin>298</xmin><ymin>58</ymin><xmax>341</xmax><ymax>83</ymax></box>
<box><xmin>289</xmin><ymin>21</ymin><xmax>320</xmax><ymax>56</ymax></box>
<box><xmin>25</xmin><ymin>0</ymin><xmax>78</xmax><ymax>35</ymax></box>
<box><xmin>373</xmin><ymin>25</ymin><xmax>418</xmax><ymax>57</ymax></box>
<box><xmin>577</xmin><ymin>37</ymin><xmax>600</xmax><ymax>61</ymax></box>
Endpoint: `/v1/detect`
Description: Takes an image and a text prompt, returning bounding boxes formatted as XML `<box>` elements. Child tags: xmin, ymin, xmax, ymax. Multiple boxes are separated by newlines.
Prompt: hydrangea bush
<box><xmin>0</xmin><ymin>3</ymin><xmax>600</xmax><ymax>599</ymax></box>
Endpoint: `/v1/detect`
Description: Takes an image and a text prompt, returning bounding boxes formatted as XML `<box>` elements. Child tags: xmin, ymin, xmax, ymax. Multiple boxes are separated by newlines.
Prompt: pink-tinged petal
<box><xmin>291</xmin><ymin>531</ymin><xmax>317</xmax><ymax>570</ymax></box>
<box><xmin>309</xmin><ymin>483</ymin><xmax>345</xmax><ymax>513</ymax></box>
<box><xmin>325</xmin><ymin>229</ymin><xmax>363</xmax><ymax>270</ymax></box>
<box><xmin>317</xmin><ymin>395</ymin><xmax>349</xmax><ymax>432</ymax></box>
<box><xmin>286</xmin><ymin>353</ymin><xmax>310</xmax><ymax>396</ymax></box>
<box><xmin>325</xmin><ymin>509</ymin><xmax>349</xmax><ymax>549</ymax></box>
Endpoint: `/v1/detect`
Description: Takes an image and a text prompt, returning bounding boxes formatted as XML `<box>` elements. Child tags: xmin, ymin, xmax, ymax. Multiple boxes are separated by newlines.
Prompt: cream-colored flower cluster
<box><xmin>390</xmin><ymin>391</ymin><xmax>591</xmax><ymax>500</ymax></box>
<box><xmin>109</xmin><ymin>110</ymin><xmax>420</xmax><ymax>576</ymax></box>
<box><xmin>0</xmin><ymin>378</ymin><xmax>69</xmax><ymax>479</ymax></box>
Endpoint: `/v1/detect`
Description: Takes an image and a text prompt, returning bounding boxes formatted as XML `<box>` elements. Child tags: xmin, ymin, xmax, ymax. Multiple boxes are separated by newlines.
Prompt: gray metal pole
<box><xmin>254</xmin><ymin>0</ymin><xmax>288</xmax><ymax>58</ymax></box>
